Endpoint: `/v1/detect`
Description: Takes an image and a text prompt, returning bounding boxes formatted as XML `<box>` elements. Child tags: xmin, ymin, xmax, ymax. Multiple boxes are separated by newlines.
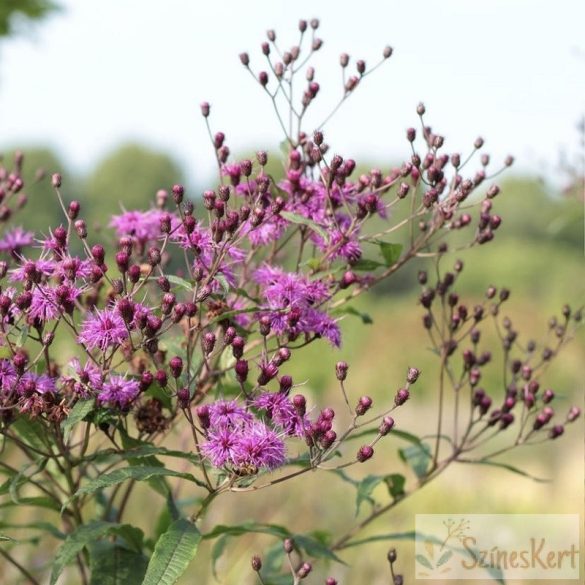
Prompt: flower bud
<box><xmin>235</xmin><ymin>359</ymin><xmax>249</xmax><ymax>383</ymax></box>
<box><xmin>379</xmin><ymin>416</ymin><xmax>395</xmax><ymax>436</ymax></box>
<box><xmin>251</xmin><ymin>555</ymin><xmax>262</xmax><ymax>572</ymax></box>
<box><xmin>169</xmin><ymin>356</ymin><xmax>183</xmax><ymax>378</ymax></box>
<box><xmin>355</xmin><ymin>395</ymin><xmax>373</xmax><ymax>416</ymax></box>
<box><xmin>297</xmin><ymin>562</ymin><xmax>312</xmax><ymax>579</ymax></box>
<box><xmin>335</xmin><ymin>361</ymin><xmax>348</xmax><ymax>381</ymax></box>
<box><xmin>357</xmin><ymin>445</ymin><xmax>374</xmax><ymax>462</ymax></box>
<box><xmin>394</xmin><ymin>388</ymin><xmax>409</xmax><ymax>406</ymax></box>
<box><xmin>406</xmin><ymin>367</ymin><xmax>420</xmax><ymax>384</ymax></box>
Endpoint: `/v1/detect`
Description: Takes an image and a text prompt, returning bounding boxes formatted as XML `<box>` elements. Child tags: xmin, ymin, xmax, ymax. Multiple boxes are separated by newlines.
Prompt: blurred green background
<box><xmin>0</xmin><ymin>140</ymin><xmax>583</xmax><ymax>584</ymax></box>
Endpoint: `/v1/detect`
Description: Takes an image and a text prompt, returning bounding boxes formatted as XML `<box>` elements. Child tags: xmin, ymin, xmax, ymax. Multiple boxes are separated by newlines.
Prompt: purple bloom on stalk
<box><xmin>19</xmin><ymin>372</ymin><xmax>56</xmax><ymax>395</ymax></box>
<box><xmin>243</xmin><ymin>215</ymin><xmax>288</xmax><ymax>246</ymax></box>
<box><xmin>9</xmin><ymin>259</ymin><xmax>56</xmax><ymax>282</ymax></box>
<box><xmin>208</xmin><ymin>400</ymin><xmax>252</xmax><ymax>428</ymax></box>
<box><xmin>69</xmin><ymin>358</ymin><xmax>102</xmax><ymax>389</ymax></box>
<box><xmin>78</xmin><ymin>308</ymin><xmax>128</xmax><ymax>352</ymax></box>
<box><xmin>55</xmin><ymin>256</ymin><xmax>93</xmax><ymax>281</ymax></box>
<box><xmin>98</xmin><ymin>375</ymin><xmax>140</xmax><ymax>409</ymax></box>
<box><xmin>29</xmin><ymin>284</ymin><xmax>82</xmax><ymax>322</ymax></box>
<box><xmin>110</xmin><ymin>209</ymin><xmax>169</xmax><ymax>244</ymax></box>
<box><xmin>232</xmin><ymin>421</ymin><xmax>286</xmax><ymax>470</ymax></box>
<box><xmin>200</xmin><ymin>425</ymin><xmax>239</xmax><ymax>467</ymax></box>
<box><xmin>0</xmin><ymin>359</ymin><xmax>17</xmax><ymax>394</ymax></box>
<box><xmin>29</xmin><ymin>285</ymin><xmax>61</xmax><ymax>322</ymax></box>
<box><xmin>0</xmin><ymin>227</ymin><xmax>34</xmax><ymax>255</ymax></box>
<box><xmin>254</xmin><ymin>266</ymin><xmax>340</xmax><ymax>346</ymax></box>
<box><xmin>253</xmin><ymin>391</ymin><xmax>308</xmax><ymax>437</ymax></box>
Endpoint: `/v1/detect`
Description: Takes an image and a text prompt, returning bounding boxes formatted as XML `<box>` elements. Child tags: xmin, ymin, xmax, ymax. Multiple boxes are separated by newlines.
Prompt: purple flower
<box><xmin>232</xmin><ymin>421</ymin><xmax>286</xmax><ymax>470</ymax></box>
<box><xmin>98</xmin><ymin>375</ymin><xmax>140</xmax><ymax>409</ymax></box>
<box><xmin>29</xmin><ymin>285</ymin><xmax>61</xmax><ymax>322</ymax></box>
<box><xmin>29</xmin><ymin>284</ymin><xmax>82</xmax><ymax>322</ymax></box>
<box><xmin>110</xmin><ymin>210</ymin><xmax>170</xmax><ymax>245</ymax></box>
<box><xmin>69</xmin><ymin>358</ymin><xmax>102</xmax><ymax>389</ymax></box>
<box><xmin>9</xmin><ymin>259</ymin><xmax>56</xmax><ymax>282</ymax></box>
<box><xmin>208</xmin><ymin>400</ymin><xmax>252</xmax><ymax>428</ymax></box>
<box><xmin>0</xmin><ymin>227</ymin><xmax>34</xmax><ymax>255</ymax></box>
<box><xmin>253</xmin><ymin>266</ymin><xmax>340</xmax><ymax>346</ymax></box>
<box><xmin>19</xmin><ymin>372</ymin><xmax>56</xmax><ymax>395</ymax></box>
<box><xmin>78</xmin><ymin>308</ymin><xmax>128</xmax><ymax>352</ymax></box>
<box><xmin>55</xmin><ymin>256</ymin><xmax>93</xmax><ymax>281</ymax></box>
<box><xmin>254</xmin><ymin>391</ymin><xmax>308</xmax><ymax>437</ymax></box>
<box><xmin>0</xmin><ymin>359</ymin><xmax>17</xmax><ymax>394</ymax></box>
<box><xmin>200</xmin><ymin>425</ymin><xmax>239</xmax><ymax>467</ymax></box>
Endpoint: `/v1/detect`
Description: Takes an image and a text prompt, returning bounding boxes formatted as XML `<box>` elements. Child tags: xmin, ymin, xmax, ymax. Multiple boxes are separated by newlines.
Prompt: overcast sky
<box><xmin>0</xmin><ymin>0</ymin><xmax>583</xmax><ymax>187</ymax></box>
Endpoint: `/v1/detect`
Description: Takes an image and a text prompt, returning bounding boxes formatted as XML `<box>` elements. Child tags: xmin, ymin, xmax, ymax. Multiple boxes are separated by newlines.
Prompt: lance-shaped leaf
<box><xmin>142</xmin><ymin>518</ymin><xmax>201</xmax><ymax>585</ymax></box>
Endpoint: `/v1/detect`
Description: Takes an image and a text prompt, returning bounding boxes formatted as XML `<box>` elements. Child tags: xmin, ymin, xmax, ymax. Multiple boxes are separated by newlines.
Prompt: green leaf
<box><xmin>71</xmin><ymin>466</ymin><xmax>203</xmax><ymax>503</ymax></box>
<box><xmin>384</xmin><ymin>473</ymin><xmax>406</xmax><ymax>500</ymax></box>
<box><xmin>0</xmin><ymin>496</ymin><xmax>60</xmax><ymax>512</ymax></box>
<box><xmin>305</xmin><ymin>257</ymin><xmax>321</xmax><ymax>271</ymax></box>
<box><xmin>0</xmin><ymin>521</ymin><xmax>65</xmax><ymax>540</ymax></box>
<box><xmin>378</xmin><ymin>242</ymin><xmax>403</xmax><ymax>266</ymax></box>
<box><xmin>333</xmin><ymin>306</ymin><xmax>373</xmax><ymax>325</ymax></box>
<box><xmin>165</xmin><ymin>275</ymin><xmax>192</xmax><ymax>291</ymax></box>
<box><xmin>11</xmin><ymin>417</ymin><xmax>48</xmax><ymax>451</ymax></box>
<box><xmin>211</xmin><ymin>534</ymin><xmax>228</xmax><ymax>580</ymax></box>
<box><xmin>89</xmin><ymin>542</ymin><xmax>148</xmax><ymax>585</ymax></box>
<box><xmin>351</xmin><ymin>258</ymin><xmax>385</xmax><ymax>271</ymax></box>
<box><xmin>16</xmin><ymin>325</ymin><xmax>29</xmax><ymax>348</ymax></box>
<box><xmin>213</xmin><ymin>273</ymin><xmax>231</xmax><ymax>295</ymax></box>
<box><xmin>355</xmin><ymin>475</ymin><xmax>384</xmax><ymax>515</ymax></box>
<box><xmin>203</xmin><ymin>523</ymin><xmax>344</xmax><ymax>564</ymax></box>
<box><xmin>341</xmin><ymin>530</ymin><xmax>419</xmax><ymax>548</ymax></box>
<box><xmin>143</xmin><ymin>385</ymin><xmax>172</xmax><ymax>410</ymax></box>
<box><xmin>61</xmin><ymin>398</ymin><xmax>95</xmax><ymax>438</ymax></box>
<box><xmin>51</xmin><ymin>522</ymin><xmax>144</xmax><ymax>585</ymax></box>
<box><xmin>459</xmin><ymin>459</ymin><xmax>550</xmax><ymax>483</ymax></box>
<box><xmin>9</xmin><ymin>458</ymin><xmax>49</xmax><ymax>504</ymax></box>
<box><xmin>142</xmin><ymin>518</ymin><xmax>201</xmax><ymax>585</ymax></box>
<box><xmin>349</xmin><ymin>427</ymin><xmax>423</xmax><ymax>445</ymax></box>
<box><xmin>398</xmin><ymin>442</ymin><xmax>432</xmax><ymax>479</ymax></box>
<box><xmin>280</xmin><ymin>211</ymin><xmax>329</xmax><ymax>242</ymax></box>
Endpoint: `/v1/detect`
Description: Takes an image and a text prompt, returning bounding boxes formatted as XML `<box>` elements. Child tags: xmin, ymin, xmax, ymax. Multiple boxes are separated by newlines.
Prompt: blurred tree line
<box><xmin>0</xmin><ymin>0</ymin><xmax>57</xmax><ymax>38</ymax></box>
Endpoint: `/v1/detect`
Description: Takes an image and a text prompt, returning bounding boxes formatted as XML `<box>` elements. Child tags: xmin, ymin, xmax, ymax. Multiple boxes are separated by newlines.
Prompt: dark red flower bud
<box><xmin>169</xmin><ymin>356</ymin><xmax>183</xmax><ymax>378</ymax></box>
<box><xmin>394</xmin><ymin>388</ymin><xmax>410</xmax><ymax>406</ymax></box>
<box><xmin>357</xmin><ymin>445</ymin><xmax>374</xmax><ymax>462</ymax></box>
<box><xmin>335</xmin><ymin>361</ymin><xmax>348</xmax><ymax>381</ymax></box>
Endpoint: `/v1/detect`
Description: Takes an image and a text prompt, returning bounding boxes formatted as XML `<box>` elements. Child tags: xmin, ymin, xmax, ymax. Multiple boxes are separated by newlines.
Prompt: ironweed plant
<box><xmin>0</xmin><ymin>18</ymin><xmax>581</xmax><ymax>585</ymax></box>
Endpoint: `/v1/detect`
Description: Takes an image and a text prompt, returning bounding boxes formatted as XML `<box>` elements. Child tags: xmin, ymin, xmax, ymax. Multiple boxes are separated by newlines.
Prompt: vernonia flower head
<box><xmin>0</xmin><ymin>227</ymin><xmax>34</xmax><ymax>255</ymax></box>
<box><xmin>98</xmin><ymin>375</ymin><xmax>140</xmax><ymax>409</ymax></box>
<box><xmin>253</xmin><ymin>391</ymin><xmax>308</xmax><ymax>437</ymax></box>
<box><xmin>78</xmin><ymin>308</ymin><xmax>129</xmax><ymax>352</ymax></box>
<box><xmin>232</xmin><ymin>421</ymin><xmax>286</xmax><ymax>470</ymax></box>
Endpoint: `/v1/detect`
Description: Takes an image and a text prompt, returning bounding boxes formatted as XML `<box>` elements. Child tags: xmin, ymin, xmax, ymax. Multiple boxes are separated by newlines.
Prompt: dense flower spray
<box><xmin>0</xmin><ymin>18</ymin><xmax>581</xmax><ymax>585</ymax></box>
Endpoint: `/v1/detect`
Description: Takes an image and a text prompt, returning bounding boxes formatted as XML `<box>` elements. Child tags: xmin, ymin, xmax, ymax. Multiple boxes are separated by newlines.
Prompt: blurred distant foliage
<box><xmin>84</xmin><ymin>143</ymin><xmax>185</xmax><ymax>227</ymax></box>
<box><xmin>0</xmin><ymin>0</ymin><xmax>58</xmax><ymax>38</ymax></box>
<box><xmin>6</xmin><ymin>147</ymin><xmax>72</xmax><ymax>233</ymax></box>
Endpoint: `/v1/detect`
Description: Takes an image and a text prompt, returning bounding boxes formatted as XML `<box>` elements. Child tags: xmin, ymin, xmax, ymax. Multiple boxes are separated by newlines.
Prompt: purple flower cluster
<box><xmin>200</xmin><ymin>400</ymin><xmax>286</xmax><ymax>471</ymax></box>
<box><xmin>110</xmin><ymin>209</ymin><xmax>170</xmax><ymax>247</ymax></box>
<box><xmin>254</xmin><ymin>265</ymin><xmax>341</xmax><ymax>347</ymax></box>
<box><xmin>78</xmin><ymin>308</ymin><xmax>128</xmax><ymax>352</ymax></box>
